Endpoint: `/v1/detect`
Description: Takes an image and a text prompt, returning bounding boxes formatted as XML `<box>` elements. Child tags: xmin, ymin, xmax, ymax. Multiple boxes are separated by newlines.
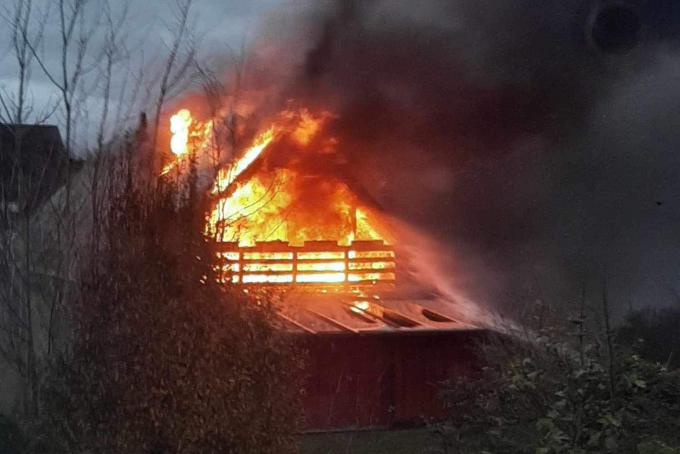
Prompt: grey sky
<box><xmin>0</xmin><ymin>0</ymin><xmax>286</xmax><ymax>148</ymax></box>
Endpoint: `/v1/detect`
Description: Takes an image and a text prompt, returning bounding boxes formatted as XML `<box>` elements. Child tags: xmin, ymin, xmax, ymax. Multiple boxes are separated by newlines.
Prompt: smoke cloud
<box><xmin>235</xmin><ymin>0</ymin><xmax>680</xmax><ymax>316</ymax></box>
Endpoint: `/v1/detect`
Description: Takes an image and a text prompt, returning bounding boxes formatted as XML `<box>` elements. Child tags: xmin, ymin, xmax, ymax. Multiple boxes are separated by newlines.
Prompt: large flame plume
<box><xmin>163</xmin><ymin>104</ymin><xmax>395</xmax><ymax>286</ymax></box>
<box><xmin>163</xmin><ymin>109</ymin><xmax>214</xmax><ymax>176</ymax></box>
<box><xmin>170</xmin><ymin>109</ymin><xmax>192</xmax><ymax>156</ymax></box>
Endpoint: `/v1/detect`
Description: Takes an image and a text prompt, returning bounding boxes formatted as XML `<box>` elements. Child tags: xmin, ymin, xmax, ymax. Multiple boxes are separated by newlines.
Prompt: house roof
<box><xmin>270</xmin><ymin>258</ymin><xmax>488</xmax><ymax>335</ymax></box>
<box><xmin>0</xmin><ymin>124</ymin><xmax>82</xmax><ymax>213</ymax></box>
<box><xmin>277</xmin><ymin>292</ymin><xmax>482</xmax><ymax>335</ymax></box>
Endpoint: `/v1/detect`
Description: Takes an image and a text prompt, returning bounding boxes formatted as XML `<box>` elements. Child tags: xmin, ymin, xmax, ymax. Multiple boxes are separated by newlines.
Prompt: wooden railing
<box><xmin>216</xmin><ymin>240</ymin><xmax>396</xmax><ymax>287</ymax></box>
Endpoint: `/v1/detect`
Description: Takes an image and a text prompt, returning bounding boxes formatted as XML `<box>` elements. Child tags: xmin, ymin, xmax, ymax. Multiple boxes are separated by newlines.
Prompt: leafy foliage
<box><xmin>36</xmin><ymin>155</ymin><xmax>303</xmax><ymax>453</ymax></box>
<box><xmin>618</xmin><ymin>307</ymin><xmax>680</xmax><ymax>370</ymax></box>
<box><xmin>438</xmin><ymin>311</ymin><xmax>680</xmax><ymax>454</ymax></box>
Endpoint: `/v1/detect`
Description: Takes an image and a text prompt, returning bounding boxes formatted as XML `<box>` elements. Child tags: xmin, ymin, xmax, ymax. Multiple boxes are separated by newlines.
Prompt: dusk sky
<box><xmin>0</xmin><ymin>0</ymin><xmax>291</xmax><ymax>147</ymax></box>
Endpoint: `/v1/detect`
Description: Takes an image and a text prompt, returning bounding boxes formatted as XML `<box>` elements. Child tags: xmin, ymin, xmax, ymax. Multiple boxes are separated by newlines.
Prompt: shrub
<box><xmin>617</xmin><ymin>307</ymin><xmax>680</xmax><ymax>370</ymax></box>
<box><xmin>438</xmin><ymin>314</ymin><xmax>680</xmax><ymax>453</ymax></box>
<box><xmin>37</xmin><ymin>159</ymin><xmax>303</xmax><ymax>453</ymax></box>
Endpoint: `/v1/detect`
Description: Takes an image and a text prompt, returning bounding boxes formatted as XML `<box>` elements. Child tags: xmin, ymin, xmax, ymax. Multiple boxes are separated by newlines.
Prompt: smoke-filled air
<box><xmin>164</xmin><ymin>0</ymin><xmax>680</xmax><ymax>317</ymax></box>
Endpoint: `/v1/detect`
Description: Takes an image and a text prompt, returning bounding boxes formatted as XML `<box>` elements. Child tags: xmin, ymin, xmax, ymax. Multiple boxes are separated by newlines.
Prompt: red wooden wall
<box><xmin>299</xmin><ymin>330</ymin><xmax>486</xmax><ymax>430</ymax></box>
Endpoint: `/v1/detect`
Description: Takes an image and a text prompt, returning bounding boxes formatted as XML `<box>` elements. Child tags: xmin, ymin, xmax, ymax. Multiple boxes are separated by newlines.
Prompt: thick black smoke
<box><xmin>254</xmin><ymin>0</ymin><xmax>680</xmax><ymax>316</ymax></box>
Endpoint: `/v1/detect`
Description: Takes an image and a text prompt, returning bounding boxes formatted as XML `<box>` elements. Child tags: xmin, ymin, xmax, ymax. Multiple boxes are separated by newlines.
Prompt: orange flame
<box><xmin>205</xmin><ymin>108</ymin><xmax>392</xmax><ymax>250</ymax></box>
<box><xmin>218</xmin><ymin>244</ymin><xmax>396</xmax><ymax>286</ymax></box>
<box><xmin>162</xmin><ymin>109</ymin><xmax>214</xmax><ymax>175</ymax></box>
<box><xmin>170</xmin><ymin>109</ymin><xmax>192</xmax><ymax>156</ymax></box>
<box><xmin>212</xmin><ymin>127</ymin><xmax>275</xmax><ymax>194</ymax></box>
<box><xmin>164</xmin><ymin>104</ymin><xmax>395</xmax><ymax>287</ymax></box>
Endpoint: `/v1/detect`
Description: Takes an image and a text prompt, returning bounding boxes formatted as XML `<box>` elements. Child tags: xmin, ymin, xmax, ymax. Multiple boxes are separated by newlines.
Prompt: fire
<box><xmin>207</xmin><ymin>168</ymin><xmax>367</xmax><ymax>246</ymax></box>
<box><xmin>212</xmin><ymin>127</ymin><xmax>275</xmax><ymax>194</ymax></box>
<box><xmin>164</xmin><ymin>104</ymin><xmax>396</xmax><ymax>287</ymax></box>
<box><xmin>162</xmin><ymin>109</ymin><xmax>214</xmax><ymax>175</ymax></box>
<box><xmin>170</xmin><ymin>109</ymin><xmax>192</xmax><ymax>156</ymax></box>
<box><xmin>286</xmin><ymin>109</ymin><xmax>332</xmax><ymax>146</ymax></box>
<box><xmin>204</xmin><ymin>107</ymin><xmax>389</xmax><ymax>250</ymax></box>
<box><xmin>218</xmin><ymin>241</ymin><xmax>396</xmax><ymax>286</ymax></box>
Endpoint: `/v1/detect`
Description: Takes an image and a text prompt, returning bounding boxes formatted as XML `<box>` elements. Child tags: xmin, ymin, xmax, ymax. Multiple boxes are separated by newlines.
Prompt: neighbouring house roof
<box><xmin>0</xmin><ymin>124</ymin><xmax>82</xmax><ymax>215</ymax></box>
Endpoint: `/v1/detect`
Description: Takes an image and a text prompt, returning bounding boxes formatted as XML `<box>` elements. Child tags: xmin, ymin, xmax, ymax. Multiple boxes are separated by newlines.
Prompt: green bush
<box><xmin>438</xmin><ymin>319</ymin><xmax>680</xmax><ymax>453</ymax></box>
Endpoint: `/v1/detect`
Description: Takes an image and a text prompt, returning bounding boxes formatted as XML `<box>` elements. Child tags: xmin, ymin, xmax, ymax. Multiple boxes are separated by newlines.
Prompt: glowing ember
<box><xmin>170</xmin><ymin>109</ymin><xmax>192</xmax><ymax>156</ymax></box>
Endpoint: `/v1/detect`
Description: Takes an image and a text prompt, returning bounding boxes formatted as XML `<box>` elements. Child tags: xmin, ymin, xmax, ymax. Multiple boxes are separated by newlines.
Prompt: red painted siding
<box><xmin>299</xmin><ymin>330</ymin><xmax>486</xmax><ymax>430</ymax></box>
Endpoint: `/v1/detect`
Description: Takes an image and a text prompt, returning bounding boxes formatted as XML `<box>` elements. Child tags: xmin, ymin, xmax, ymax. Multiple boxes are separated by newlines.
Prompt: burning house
<box><xmin>162</xmin><ymin>106</ymin><xmax>489</xmax><ymax>430</ymax></box>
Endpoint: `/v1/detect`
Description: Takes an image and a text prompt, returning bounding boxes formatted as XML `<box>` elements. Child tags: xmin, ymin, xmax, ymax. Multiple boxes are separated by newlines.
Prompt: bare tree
<box><xmin>86</xmin><ymin>1</ymin><xmax>132</xmax><ymax>258</ymax></box>
<box><xmin>0</xmin><ymin>126</ymin><xmax>74</xmax><ymax>417</ymax></box>
<box><xmin>0</xmin><ymin>0</ymin><xmax>134</xmax><ymax>419</ymax></box>
<box><xmin>149</xmin><ymin>0</ymin><xmax>197</xmax><ymax>162</ymax></box>
<box><xmin>0</xmin><ymin>0</ymin><xmax>54</xmax><ymax>125</ymax></box>
<box><xmin>0</xmin><ymin>3</ymin><xmax>308</xmax><ymax>451</ymax></box>
<box><xmin>195</xmin><ymin>46</ymin><xmax>248</xmax><ymax>173</ymax></box>
<box><xmin>0</xmin><ymin>0</ymin><xmax>58</xmax><ymax>418</ymax></box>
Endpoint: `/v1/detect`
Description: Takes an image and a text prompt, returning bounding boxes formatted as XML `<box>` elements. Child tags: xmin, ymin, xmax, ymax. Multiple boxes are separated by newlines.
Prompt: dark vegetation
<box><xmin>1</xmin><ymin>139</ymin><xmax>303</xmax><ymax>453</ymax></box>
<box><xmin>300</xmin><ymin>428</ymin><xmax>435</xmax><ymax>454</ymax></box>
<box><xmin>0</xmin><ymin>414</ymin><xmax>26</xmax><ymax>454</ymax></box>
<box><xmin>437</xmin><ymin>304</ymin><xmax>680</xmax><ymax>454</ymax></box>
<box><xmin>43</xmin><ymin>159</ymin><xmax>302</xmax><ymax>452</ymax></box>
<box><xmin>618</xmin><ymin>307</ymin><xmax>680</xmax><ymax>370</ymax></box>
